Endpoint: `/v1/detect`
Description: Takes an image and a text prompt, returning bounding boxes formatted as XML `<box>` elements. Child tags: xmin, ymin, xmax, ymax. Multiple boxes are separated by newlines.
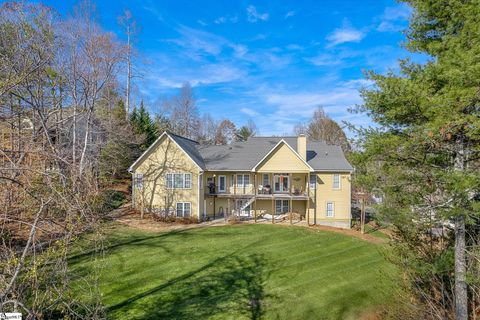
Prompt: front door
<box><xmin>274</xmin><ymin>174</ymin><xmax>289</xmax><ymax>193</ymax></box>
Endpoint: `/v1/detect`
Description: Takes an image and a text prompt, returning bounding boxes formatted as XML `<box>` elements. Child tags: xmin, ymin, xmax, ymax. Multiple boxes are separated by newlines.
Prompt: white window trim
<box><xmin>166</xmin><ymin>173</ymin><xmax>192</xmax><ymax>189</ymax></box>
<box><xmin>236</xmin><ymin>174</ymin><xmax>250</xmax><ymax>188</ymax></box>
<box><xmin>135</xmin><ymin>173</ymin><xmax>143</xmax><ymax>189</ymax></box>
<box><xmin>333</xmin><ymin>174</ymin><xmax>341</xmax><ymax>190</ymax></box>
<box><xmin>326</xmin><ymin>201</ymin><xmax>335</xmax><ymax>218</ymax></box>
<box><xmin>275</xmin><ymin>199</ymin><xmax>290</xmax><ymax>214</ymax></box>
<box><xmin>263</xmin><ymin>173</ymin><xmax>269</xmax><ymax>186</ymax></box>
<box><xmin>218</xmin><ymin>175</ymin><xmax>226</xmax><ymax>192</ymax></box>
<box><xmin>273</xmin><ymin>173</ymin><xmax>290</xmax><ymax>193</ymax></box>
<box><xmin>309</xmin><ymin>174</ymin><xmax>316</xmax><ymax>189</ymax></box>
<box><xmin>176</xmin><ymin>202</ymin><xmax>191</xmax><ymax>217</ymax></box>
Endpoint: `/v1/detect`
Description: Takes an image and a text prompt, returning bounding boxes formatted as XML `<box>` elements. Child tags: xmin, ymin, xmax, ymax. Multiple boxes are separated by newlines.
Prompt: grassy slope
<box><xmin>71</xmin><ymin>224</ymin><xmax>398</xmax><ymax>320</ymax></box>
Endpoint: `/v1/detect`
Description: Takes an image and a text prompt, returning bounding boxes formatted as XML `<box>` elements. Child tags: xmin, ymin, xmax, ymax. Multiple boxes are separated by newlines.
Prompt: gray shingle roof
<box><xmin>130</xmin><ymin>132</ymin><xmax>353</xmax><ymax>172</ymax></box>
<box><xmin>196</xmin><ymin>137</ymin><xmax>353</xmax><ymax>172</ymax></box>
<box><xmin>168</xmin><ymin>133</ymin><xmax>206</xmax><ymax>169</ymax></box>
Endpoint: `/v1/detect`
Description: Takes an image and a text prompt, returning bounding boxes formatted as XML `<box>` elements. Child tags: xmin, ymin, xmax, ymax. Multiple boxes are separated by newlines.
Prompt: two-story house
<box><xmin>129</xmin><ymin>131</ymin><xmax>354</xmax><ymax>228</ymax></box>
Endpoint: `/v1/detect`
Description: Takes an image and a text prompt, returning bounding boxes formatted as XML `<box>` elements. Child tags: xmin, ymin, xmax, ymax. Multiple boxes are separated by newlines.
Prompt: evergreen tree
<box><xmin>355</xmin><ymin>1</ymin><xmax>480</xmax><ymax>318</ymax></box>
<box><xmin>130</xmin><ymin>101</ymin><xmax>158</xmax><ymax>151</ymax></box>
<box><xmin>98</xmin><ymin>99</ymin><xmax>141</xmax><ymax>182</ymax></box>
<box><xmin>235</xmin><ymin>126</ymin><xmax>254</xmax><ymax>142</ymax></box>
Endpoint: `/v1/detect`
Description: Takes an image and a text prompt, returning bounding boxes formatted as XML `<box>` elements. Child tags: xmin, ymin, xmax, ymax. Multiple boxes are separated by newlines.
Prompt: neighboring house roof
<box><xmin>129</xmin><ymin>132</ymin><xmax>354</xmax><ymax>173</ymax></box>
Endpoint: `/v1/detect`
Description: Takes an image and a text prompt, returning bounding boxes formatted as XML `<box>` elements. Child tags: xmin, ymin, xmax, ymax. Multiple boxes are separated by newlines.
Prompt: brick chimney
<box><xmin>297</xmin><ymin>134</ymin><xmax>306</xmax><ymax>160</ymax></box>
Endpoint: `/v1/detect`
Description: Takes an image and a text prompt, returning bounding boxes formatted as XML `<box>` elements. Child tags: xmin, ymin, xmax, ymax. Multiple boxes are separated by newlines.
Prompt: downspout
<box><xmin>198</xmin><ymin>172</ymin><xmax>203</xmax><ymax>222</ymax></box>
<box><xmin>128</xmin><ymin>168</ymin><xmax>135</xmax><ymax>209</ymax></box>
<box><xmin>314</xmin><ymin>182</ymin><xmax>317</xmax><ymax>225</ymax></box>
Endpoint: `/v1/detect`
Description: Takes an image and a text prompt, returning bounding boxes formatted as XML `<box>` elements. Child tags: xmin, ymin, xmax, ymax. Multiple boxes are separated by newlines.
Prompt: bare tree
<box><xmin>168</xmin><ymin>83</ymin><xmax>200</xmax><ymax>140</ymax></box>
<box><xmin>117</xmin><ymin>9</ymin><xmax>138</xmax><ymax>120</ymax></box>
<box><xmin>299</xmin><ymin>106</ymin><xmax>350</xmax><ymax>152</ymax></box>
<box><xmin>0</xmin><ymin>2</ymin><xmax>124</xmax><ymax>317</ymax></box>
<box><xmin>293</xmin><ymin>122</ymin><xmax>307</xmax><ymax>136</ymax></box>
<box><xmin>215</xmin><ymin>119</ymin><xmax>237</xmax><ymax>145</ymax></box>
<box><xmin>198</xmin><ymin>113</ymin><xmax>218</xmax><ymax>145</ymax></box>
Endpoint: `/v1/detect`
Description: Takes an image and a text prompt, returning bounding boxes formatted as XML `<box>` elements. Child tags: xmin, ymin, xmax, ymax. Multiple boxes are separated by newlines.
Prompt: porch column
<box><xmin>272</xmin><ymin>196</ymin><xmax>275</xmax><ymax>224</ymax></box>
<box><xmin>290</xmin><ymin>197</ymin><xmax>293</xmax><ymax>225</ymax></box>
<box><xmin>289</xmin><ymin>173</ymin><xmax>292</xmax><ymax>195</ymax></box>
<box><xmin>307</xmin><ymin>173</ymin><xmax>310</xmax><ymax>226</ymax></box>
<box><xmin>227</xmin><ymin>198</ymin><xmax>230</xmax><ymax>217</ymax></box>
<box><xmin>254</xmin><ymin>173</ymin><xmax>257</xmax><ymax>223</ymax></box>
<box><xmin>234</xmin><ymin>174</ymin><xmax>237</xmax><ymax>195</ymax></box>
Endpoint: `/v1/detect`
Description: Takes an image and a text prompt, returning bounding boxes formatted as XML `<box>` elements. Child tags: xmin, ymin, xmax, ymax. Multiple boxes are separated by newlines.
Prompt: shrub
<box><xmin>91</xmin><ymin>190</ymin><xmax>127</xmax><ymax>215</ymax></box>
<box><xmin>152</xmin><ymin>213</ymin><xmax>198</xmax><ymax>224</ymax></box>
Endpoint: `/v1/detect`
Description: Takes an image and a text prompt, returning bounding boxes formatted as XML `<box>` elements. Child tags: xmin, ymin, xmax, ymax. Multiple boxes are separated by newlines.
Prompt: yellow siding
<box><xmin>131</xmin><ymin>134</ymin><xmax>351</xmax><ymax>228</ymax></box>
<box><xmin>307</xmin><ymin>172</ymin><xmax>352</xmax><ymax>228</ymax></box>
<box><xmin>256</xmin><ymin>143</ymin><xmax>311</xmax><ymax>173</ymax></box>
<box><xmin>203</xmin><ymin>172</ymin><xmax>255</xmax><ymax>195</ymax></box>
<box><xmin>133</xmin><ymin>135</ymin><xmax>201</xmax><ymax>219</ymax></box>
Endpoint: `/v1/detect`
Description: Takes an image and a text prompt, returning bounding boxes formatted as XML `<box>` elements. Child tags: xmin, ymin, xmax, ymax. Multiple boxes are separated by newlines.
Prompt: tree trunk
<box><xmin>125</xmin><ymin>27</ymin><xmax>131</xmax><ymax>120</ymax></box>
<box><xmin>455</xmin><ymin>215</ymin><xmax>468</xmax><ymax>320</ymax></box>
<box><xmin>454</xmin><ymin>135</ymin><xmax>468</xmax><ymax>320</ymax></box>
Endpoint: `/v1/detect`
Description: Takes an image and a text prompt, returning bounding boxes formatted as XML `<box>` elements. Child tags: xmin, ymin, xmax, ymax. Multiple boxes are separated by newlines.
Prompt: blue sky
<box><xmin>43</xmin><ymin>0</ymin><xmax>423</xmax><ymax>136</ymax></box>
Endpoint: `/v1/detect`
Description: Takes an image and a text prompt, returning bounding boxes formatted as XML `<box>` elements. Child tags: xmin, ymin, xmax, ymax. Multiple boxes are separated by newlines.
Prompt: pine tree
<box><xmin>130</xmin><ymin>101</ymin><xmax>158</xmax><ymax>151</ymax></box>
<box><xmin>355</xmin><ymin>1</ymin><xmax>480</xmax><ymax>318</ymax></box>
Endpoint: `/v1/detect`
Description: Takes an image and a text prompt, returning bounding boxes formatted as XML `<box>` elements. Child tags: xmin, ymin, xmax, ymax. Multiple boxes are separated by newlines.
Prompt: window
<box><xmin>326</xmin><ymin>202</ymin><xmax>334</xmax><ymax>217</ymax></box>
<box><xmin>184</xmin><ymin>174</ymin><xmax>192</xmax><ymax>188</ymax></box>
<box><xmin>218</xmin><ymin>175</ymin><xmax>226</xmax><ymax>192</ymax></box>
<box><xmin>333</xmin><ymin>174</ymin><xmax>340</xmax><ymax>189</ymax></box>
<box><xmin>274</xmin><ymin>174</ymin><xmax>289</xmax><ymax>193</ymax></box>
<box><xmin>244</xmin><ymin>174</ymin><xmax>250</xmax><ymax>186</ymax></box>
<box><xmin>263</xmin><ymin>174</ymin><xmax>269</xmax><ymax>186</ymax></box>
<box><xmin>309</xmin><ymin>174</ymin><xmax>316</xmax><ymax>189</ymax></box>
<box><xmin>166</xmin><ymin>173</ymin><xmax>192</xmax><ymax>189</ymax></box>
<box><xmin>135</xmin><ymin>174</ymin><xmax>143</xmax><ymax>189</ymax></box>
<box><xmin>275</xmin><ymin>200</ymin><xmax>290</xmax><ymax>214</ymax></box>
<box><xmin>176</xmin><ymin>202</ymin><xmax>191</xmax><ymax>217</ymax></box>
<box><xmin>236</xmin><ymin>174</ymin><xmax>250</xmax><ymax>187</ymax></box>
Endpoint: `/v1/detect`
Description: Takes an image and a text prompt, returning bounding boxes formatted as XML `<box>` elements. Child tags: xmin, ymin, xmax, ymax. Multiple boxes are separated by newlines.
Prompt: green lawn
<box><xmin>71</xmin><ymin>224</ymin><xmax>398</xmax><ymax>320</ymax></box>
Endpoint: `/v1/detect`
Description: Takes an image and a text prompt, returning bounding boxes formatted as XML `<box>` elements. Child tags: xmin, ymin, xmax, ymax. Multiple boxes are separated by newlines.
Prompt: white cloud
<box><xmin>249</xmin><ymin>80</ymin><xmax>371</xmax><ymax>136</ymax></box>
<box><xmin>171</xmin><ymin>25</ymin><xmax>227</xmax><ymax>56</ymax></box>
<box><xmin>326</xmin><ymin>20</ymin><xmax>365</xmax><ymax>46</ymax></box>
<box><xmin>214</xmin><ymin>16</ymin><xmax>227</xmax><ymax>24</ymax></box>
<box><xmin>232</xmin><ymin>44</ymin><xmax>248</xmax><ymax>58</ymax></box>
<box><xmin>149</xmin><ymin>63</ymin><xmax>247</xmax><ymax>89</ymax></box>
<box><xmin>286</xmin><ymin>44</ymin><xmax>303</xmax><ymax>51</ymax></box>
<box><xmin>240</xmin><ymin>108</ymin><xmax>260</xmax><ymax>117</ymax></box>
<box><xmin>170</xmin><ymin>25</ymin><xmax>248</xmax><ymax>59</ymax></box>
<box><xmin>214</xmin><ymin>15</ymin><xmax>239</xmax><ymax>24</ymax></box>
<box><xmin>246</xmin><ymin>5</ymin><xmax>269</xmax><ymax>23</ymax></box>
<box><xmin>377</xmin><ymin>4</ymin><xmax>411</xmax><ymax>32</ymax></box>
<box><xmin>285</xmin><ymin>11</ymin><xmax>295</xmax><ymax>19</ymax></box>
<box><xmin>143</xmin><ymin>6</ymin><xmax>164</xmax><ymax>22</ymax></box>
<box><xmin>305</xmin><ymin>53</ymin><xmax>342</xmax><ymax>66</ymax></box>
<box><xmin>382</xmin><ymin>4</ymin><xmax>411</xmax><ymax>21</ymax></box>
<box><xmin>197</xmin><ymin>19</ymin><xmax>207</xmax><ymax>26</ymax></box>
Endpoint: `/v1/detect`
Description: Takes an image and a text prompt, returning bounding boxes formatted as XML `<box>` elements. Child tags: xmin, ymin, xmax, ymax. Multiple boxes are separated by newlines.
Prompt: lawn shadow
<box><xmin>108</xmin><ymin>252</ymin><xmax>272</xmax><ymax>319</ymax></box>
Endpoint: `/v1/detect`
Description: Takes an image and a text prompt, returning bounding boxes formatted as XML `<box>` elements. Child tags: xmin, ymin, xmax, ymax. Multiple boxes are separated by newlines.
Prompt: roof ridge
<box><xmin>250</xmin><ymin>136</ymin><xmax>297</xmax><ymax>138</ymax></box>
<box><xmin>166</xmin><ymin>131</ymin><xmax>199</xmax><ymax>144</ymax></box>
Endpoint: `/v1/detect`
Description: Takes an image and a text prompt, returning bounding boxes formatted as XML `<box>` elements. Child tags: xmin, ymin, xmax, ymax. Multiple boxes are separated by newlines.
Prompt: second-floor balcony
<box><xmin>204</xmin><ymin>172</ymin><xmax>312</xmax><ymax>199</ymax></box>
